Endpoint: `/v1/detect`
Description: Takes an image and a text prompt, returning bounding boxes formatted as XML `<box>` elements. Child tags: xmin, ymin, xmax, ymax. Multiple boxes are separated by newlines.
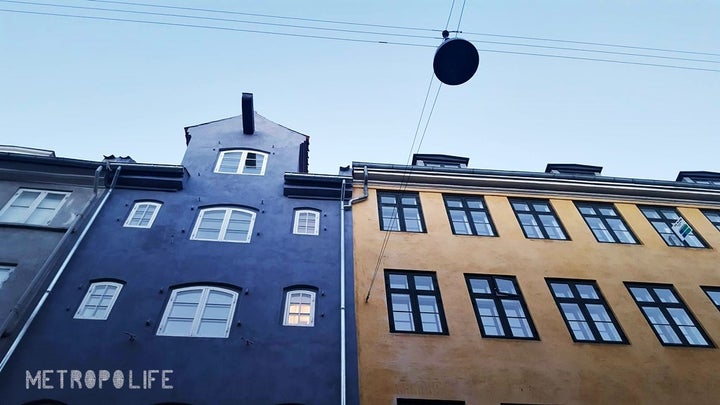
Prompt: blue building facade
<box><xmin>0</xmin><ymin>96</ymin><xmax>358</xmax><ymax>404</ymax></box>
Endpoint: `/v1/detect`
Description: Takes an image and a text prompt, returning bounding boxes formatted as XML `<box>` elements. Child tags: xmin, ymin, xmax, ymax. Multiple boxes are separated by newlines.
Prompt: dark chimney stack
<box><xmin>242</xmin><ymin>93</ymin><xmax>255</xmax><ymax>135</ymax></box>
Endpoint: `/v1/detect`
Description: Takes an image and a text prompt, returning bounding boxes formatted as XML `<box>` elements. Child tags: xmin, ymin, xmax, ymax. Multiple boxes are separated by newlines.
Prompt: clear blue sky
<box><xmin>1</xmin><ymin>1</ymin><xmax>718</xmax><ymax>180</ymax></box>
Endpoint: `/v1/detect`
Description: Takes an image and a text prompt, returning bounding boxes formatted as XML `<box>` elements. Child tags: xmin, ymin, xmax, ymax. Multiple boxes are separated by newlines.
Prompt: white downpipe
<box><xmin>0</xmin><ymin>166</ymin><xmax>120</xmax><ymax>374</ymax></box>
<box><xmin>340</xmin><ymin>167</ymin><xmax>368</xmax><ymax>405</ymax></box>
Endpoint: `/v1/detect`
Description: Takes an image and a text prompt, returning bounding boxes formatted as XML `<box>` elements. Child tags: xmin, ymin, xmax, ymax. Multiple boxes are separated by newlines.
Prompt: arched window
<box><xmin>214</xmin><ymin>150</ymin><xmax>268</xmax><ymax>175</ymax></box>
<box><xmin>157</xmin><ymin>286</ymin><xmax>238</xmax><ymax>338</ymax></box>
<box><xmin>293</xmin><ymin>209</ymin><xmax>320</xmax><ymax>236</ymax></box>
<box><xmin>74</xmin><ymin>281</ymin><xmax>124</xmax><ymax>320</ymax></box>
<box><xmin>191</xmin><ymin>207</ymin><xmax>256</xmax><ymax>243</ymax></box>
<box><xmin>283</xmin><ymin>290</ymin><xmax>316</xmax><ymax>327</ymax></box>
<box><xmin>124</xmin><ymin>201</ymin><xmax>162</xmax><ymax>228</ymax></box>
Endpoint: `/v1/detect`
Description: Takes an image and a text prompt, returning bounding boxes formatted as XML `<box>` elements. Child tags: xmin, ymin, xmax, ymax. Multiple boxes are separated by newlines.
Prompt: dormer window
<box><xmin>214</xmin><ymin>150</ymin><xmax>268</xmax><ymax>175</ymax></box>
<box><xmin>412</xmin><ymin>154</ymin><xmax>468</xmax><ymax>169</ymax></box>
<box><xmin>676</xmin><ymin>171</ymin><xmax>720</xmax><ymax>186</ymax></box>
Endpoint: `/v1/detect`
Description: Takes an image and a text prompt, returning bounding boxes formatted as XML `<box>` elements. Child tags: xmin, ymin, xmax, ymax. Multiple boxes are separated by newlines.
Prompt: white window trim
<box><xmin>214</xmin><ymin>150</ymin><xmax>268</xmax><ymax>175</ymax></box>
<box><xmin>74</xmin><ymin>282</ymin><xmax>123</xmax><ymax>320</ymax></box>
<box><xmin>190</xmin><ymin>207</ymin><xmax>256</xmax><ymax>243</ymax></box>
<box><xmin>123</xmin><ymin>201</ymin><xmax>162</xmax><ymax>228</ymax></box>
<box><xmin>0</xmin><ymin>188</ymin><xmax>70</xmax><ymax>225</ymax></box>
<box><xmin>157</xmin><ymin>286</ymin><xmax>238</xmax><ymax>338</ymax></box>
<box><xmin>0</xmin><ymin>265</ymin><xmax>16</xmax><ymax>289</ymax></box>
<box><xmin>283</xmin><ymin>289</ymin><xmax>317</xmax><ymax>327</ymax></box>
<box><xmin>293</xmin><ymin>209</ymin><xmax>320</xmax><ymax>236</ymax></box>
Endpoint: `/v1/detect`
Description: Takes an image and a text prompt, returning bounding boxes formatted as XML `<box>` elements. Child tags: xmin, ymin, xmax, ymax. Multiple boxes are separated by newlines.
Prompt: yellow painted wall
<box><xmin>353</xmin><ymin>187</ymin><xmax>720</xmax><ymax>405</ymax></box>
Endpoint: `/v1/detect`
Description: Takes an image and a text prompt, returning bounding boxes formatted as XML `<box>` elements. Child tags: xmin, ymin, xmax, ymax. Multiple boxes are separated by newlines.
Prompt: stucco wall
<box><xmin>353</xmin><ymin>187</ymin><xmax>720</xmax><ymax>405</ymax></box>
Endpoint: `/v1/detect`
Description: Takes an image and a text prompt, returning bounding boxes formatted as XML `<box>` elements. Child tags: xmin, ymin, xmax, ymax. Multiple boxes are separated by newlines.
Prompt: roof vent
<box><xmin>242</xmin><ymin>93</ymin><xmax>255</xmax><ymax>135</ymax></box>
<box><xmin>545</xmin><ymin>163</ymin><xmax>602</xmax><ymax>176</ymax></box>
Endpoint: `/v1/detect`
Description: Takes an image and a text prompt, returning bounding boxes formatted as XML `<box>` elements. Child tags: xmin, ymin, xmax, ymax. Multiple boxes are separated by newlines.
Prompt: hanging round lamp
<box><xmin>433</xmin><ymin>30</ymin><xmax>479</xmax><ymax>85</ymax></box>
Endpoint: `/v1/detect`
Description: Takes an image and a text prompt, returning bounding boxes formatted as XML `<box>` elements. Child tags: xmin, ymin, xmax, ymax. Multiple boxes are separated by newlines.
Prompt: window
<box><xmin>293</xmin><ymin>209</ymin><xmax>319</xmax><ymax>235</ymax></box>
<box><xmin>214</xmin><ymin>150</ymin><xmax>268</xmax><ymax>175</ymax></box>
<box><xmin>0</xmin><ymin>265</ymin><xmax>15</xmax><ymax>289</ymax></box>
<box><xmin>384</xmin><ymin>270</ymin><xmax>447</xmax><ymax>334</ymax></box>
<box><xmin>283</xmin><ymin>290</ymin><xmax>316</xmax><ymax>327</ymax></box>
<box><xmin>0</xmin><ymin>189</ymin><xmax>69</xmax><ymax>225</ymax></box>
<box><xmin>639</xmin><ymin>206</ymin><xmax>706</xmax><ymax>248</ymax></box>
<box><xmin>190</xmin><ymin>207</ymin><xmax>256</xmax><ymax>243</ymax></box>
<box><xmin>377</xmin><ymin>192</ymin><xmax>425</xmax><ymax>232</ymax></box>
<box><xmin>547</xmin><ymin>279</ymin><xmax>627</xmax><ymax>343</ymax></box>
<box><xmin>74</xmin><ymin>282</ymin><xmax>123</xmax><ymax>320</ymax></box>
<box><xmin>626</xmin><ymin>283</ymin><xmax>713</xmax><ymax>347</ymax></box>
<box><xmin>443</xmin><ymin>195</ymin><xmax>496</xmax><ymax>236</ymax></box>
<box><xmin>465</xmin><ymin>275</ymin><xmax>537</xmax><ymax>339</ymax></box>
<box><xmin>701</xmin><ymin>287</ymin><xmax>720</xmax><ymax>311</ymax></box>
<box><xmin>157</xmin><ymin>286</ymin><xmax>238</xmax><ymax>338</ymax></box>
<box><xmin>575</xmin><ymin>202</ymin><xmax>637</xmax><ymax>244</ymax></box>
<box><xmin>397</xmin><ymin>400</ymin><xmax>465</xmax><ymax>405</ymax></box>
<box><xmin>703</xmin><ymin>210</ymin><xmax>720</xmax><ymax>232</ymax></box>
<box><xmin>124</xmin><ymin>201</ymin><xmax>161</xmax><ymax>228</ymax></box>
<box><xmin>509</xmin><ymin>198</ymin><xmax>568</xmax><ymax>240</ymax></box>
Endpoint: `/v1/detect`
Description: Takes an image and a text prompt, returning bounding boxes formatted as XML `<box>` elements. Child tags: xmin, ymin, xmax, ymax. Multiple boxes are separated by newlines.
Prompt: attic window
<box><xmin>545</xmin><ymin>164</ymin><xmax>602</xmax><ymax>176</ymax></box>
<box><xmin>412</xmin><ymin>154</ymin><xmax>469</xmax><ymax>168</ymax></box>
<box><xmin>676</xmin><ymin>171</ymin><xmax>720</xmax><ymax>186</ymax></box>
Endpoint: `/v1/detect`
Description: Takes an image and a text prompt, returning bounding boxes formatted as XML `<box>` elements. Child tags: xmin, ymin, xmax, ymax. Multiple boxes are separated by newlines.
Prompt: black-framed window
<box><xmin>384</xmin><ymin>270</ymin><xmax>447</xmax><ymax>334</ymax></box>
<box><xmin>639</xmin><ymin>206</ymin><xmax>706</xmax><ymax>248</ymax></box>
<box><xmin>575</xmin><ymin>202</ymin><xmax>638</xmax><ymax>244</ymax></box>
<box><xmin>443</xmin><ymin>195</ymin><xmax>497</xmax><ymax>236</ymax></box>
<box><xmin>509</xmin><ymin>198</ymin><xmax>568</xmax><ymax>240</ymax></box>
<box><xmin>701</xmin><ymin>286</ymin><xmax>720</xmax><ymax>311</ymax></box>
<box><xmin>465</xmin><ymin>275</ymin><xmax>537</xmax><ymax>339</ymax></box>
<box><xmin>377</xmin><ymin>192</ymin><xmax>425</xmax><ymax>232</ymax></box>
<box><xmin>547</xmin><ymin>279</ymin><xmax>627</xmax><ymax>344</ymax></box>
<box><xmin>702</xmin><ymin>209</ymin><xmax>720</xmax><ymax>232</ymax></box>
<box><xmin>626</xmin><ymin>283</ymin><xmax>713</xmax><ymax>347</ymax></box>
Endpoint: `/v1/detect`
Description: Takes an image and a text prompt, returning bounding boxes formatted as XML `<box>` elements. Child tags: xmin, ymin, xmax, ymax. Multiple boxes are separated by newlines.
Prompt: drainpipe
<box><xmin>0</xmin><ymin>166</ymin><xmax>122</xmax><ymax>374</ymax></box>
<box><xmin>339</xmin><ymin>166</ymin><xmax>368</xmax><ymax>405</ymax></box>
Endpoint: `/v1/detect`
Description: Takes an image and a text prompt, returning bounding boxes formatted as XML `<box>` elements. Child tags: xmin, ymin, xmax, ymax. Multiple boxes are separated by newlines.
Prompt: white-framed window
<box><xmin>0</xmin><ymin>265</ymin><xmax>15</xmax><ymax>289</ymax></box>
<box><xmin>157</xmin><ymin>286</ymin><xmax>238</xmax><ymax>338</ymax></box>
<box><xmin>214</xmin><ymin>150</ymin><xmax>268</xmax><ymax>175</ymax></box>
<box><xmin>124</xmin><ymin>201</ymin><xmax>162</xmax><ymax>228</ymax></box>
<box><xmin>74</xmin><ymin>281</ymin><xmax>124</xmax><ymax>320</ymax></box>
<box><xmin>190</xmin><ymin>207</ymin><xmax>256</xmax><ymax>243</ymax></box>
<box><xmin>293</xmin><ymin>209</ymin><xmax>320</xmax><ymax>235</ymax></box>
<box><xmin>283</xmin><ymin>290</ymin><xmax>316</xmax><ymax>327</ymax></box>
<box><xmin>0</xmin><ymin>188</ymin><xmax>70</xmax><ymax>226</ymax></box>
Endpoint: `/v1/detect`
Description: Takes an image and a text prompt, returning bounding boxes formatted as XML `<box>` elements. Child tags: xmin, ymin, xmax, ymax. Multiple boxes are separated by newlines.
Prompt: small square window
<box><xmin>0</xmin><ymin>188</ymin><xmax>69</xmax><ymax>226</ymax></box>
<box><xmin>639</xmin><ymin>206</ymin><xmax>706</xmax><ymax>248</ymax></box>
<box><xmin>377</xmin><ymin>192</ymin><xmax>425</xmax><ymax>233</ymax></box>
<box><xmin>293</xmin><ymin>209</ymin><xmax>320</xmax><ymax>235</ymax></box>
<box><xmin>124</xmin><ymin>202</ymin><xmax>161</xmax><ymax>228</ymax></box>
<box><xmin>626</xmin><ymin>282</ymin><xmax>713</xmax><ymax>347</ymax></box>
<box><xmin>384</xmin><ymin>270</ymin><xmax>448</xmax><ymax>334</ymax></box>
<box><xmin>509</xmin><ymin>198</ymin><xmax>568</xmax><ymax>240</ymax></box>
<box><xmin>74</xmin><ymin>282</ymin><xmax>123</xmax><ymax>320</ymax></box>
<box><xmin>283</xmin><ymin>290</ymin><xmax>316</xmax><ymax>327</ymax></box>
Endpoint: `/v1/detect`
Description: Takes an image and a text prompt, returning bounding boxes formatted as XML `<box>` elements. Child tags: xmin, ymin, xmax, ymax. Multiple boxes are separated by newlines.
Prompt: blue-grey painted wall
<box><xmin>0</xmin><ymin>113</ymin><xmax>357</xmax><ymax>405</ymax></box>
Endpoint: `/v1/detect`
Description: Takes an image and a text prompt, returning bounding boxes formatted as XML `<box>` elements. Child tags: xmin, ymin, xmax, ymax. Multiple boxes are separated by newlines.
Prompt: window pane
<box><xmin>164</xmin><ymin>319</ymin><xmax>194</xmax><ymax>336</ymax></box>
<box><xmin>466</xmin><ymin>199</ymin><xmax>484</xmax><ymax>209</ymax></box>
<box><xmin>169</xmin><ymin>303</ymin><xmax>199</xmax><ymax>318</ymax></box>
<box><xmin>496</xmin><ymin>279</ymin><xmax>517</xmax><ymax>295</ymax></box>
<box><xmin>389</xmin><ymin>274</ymin><xmax>408</xmax><ymax>289</ymax></box>
<box><xmin>450</xmin><ymin>210</ymin><xmax>471</xmax><ymax>234</ymax></box>
<box><xmin>196</xmin><ymin>320</ymin><xmax>227</xmax><ymax>337</ymax></box>
<box><xmin>502</xmin><ymin>300</ymin><xmax>532</xmax><ymax>338</ymax></box>
<box><xmin>218</xmin><ymin>152</ymin><xmax>242</xmax><ymax>173</ymax></box>
<box><xmin>476</xmin><ymin>299</ymin><xmax>503</xmax><ymax>336</ymax></box>
<box><xmin>532</xmin><ymin>203</ymin><xmax>550</xmax><ymax>212</ymax></box>
<box><xmin>707</xmin><ymin>290</ymin><xmax>720</xmax><ymax>306</ymax></box>
<box><xmin>445</xmin><ymin>199</ymin><xmax>463</xmax><ymax>208</ymax></box>
<box><xmin>391</xmin><ymin>294</ymin><xmax>412</xmax><ymax>312</ymax></box>
<box><xmin>381</xmin><ymin>207</ymin><xmax>400</xmax><ymax>231</ymax></box>
<box><xmin>576</xmin><ymin>284</ymin><xmax>598</xmax><ymax>299</ymax></box>
<box><xmin>551</xmin><ymin>283</ymin><xmax>573</xmax><ymax>298</ymax></box>
<box><xmin>560</xmin><ymin>303</ymin><xmax>593</xmax><ymax>340</ymax></box>
<box><xmin>243</xmin><ymin>153</ymin><xmax>264</xmax><ymax>174</ymax></box>
<box><xmin>403</xmin><ymin>208</ymin><xmax>422</xmax><ymax>232</ymax></box>
<box><xmin>578</xmin><ymin>206</ymin><xmax>595</xmax><ymax>215</ymax></box>
<box><xmin>414</xmin><ymin>276</ymin><xmax>434</xmax><ymax>291</ymax></box>
<box><xmin>401</xmin><ymin>197</ymin><xmax>417</xmax><ymax>206</ymax></box>
<box><xmin>469</xmin><ymin>278</ymin><xmax>491</xmax><ymax>294</ymax></box>
<box><xmin>629</xmin><ymin>287</ymin><xmax>653</xmax><ymax>302</ymax></box>
<box><xmin>653</xmin><ymin>288</ymin><xmax>678</xmax><ymax>303</ymax></box>
<box><xmin>470</xmin><ymin>211</ymin><xmax>493</xmax><ymax>236</ymax></box>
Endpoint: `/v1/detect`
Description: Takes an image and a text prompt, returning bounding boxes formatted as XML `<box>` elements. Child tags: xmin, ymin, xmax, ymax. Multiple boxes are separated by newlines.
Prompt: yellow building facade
<box><xmin>350</xmin><ymin>157</ymin><xmax>720</xmax><ymax>405</ymax></box>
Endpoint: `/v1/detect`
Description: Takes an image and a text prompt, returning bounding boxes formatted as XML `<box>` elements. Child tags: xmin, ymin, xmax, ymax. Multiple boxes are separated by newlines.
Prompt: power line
<box><xmin>0</xmin><ymin>0</ymin><xmax>439</xmax><ymax>41</ymax></box>
<box><xmin>2</xmin><ymin>7</ymin><xmax>719</xmax><ymax>73</ymax></box>
<box><xmin>84</xmin><ymin>0</ymin><xmax>720</xmax><ymax>58</ymax></box>
<box><xmin>0</xmin><ymin>8</ymin><xmax>435</xmax><ymax>48</ymax></box>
